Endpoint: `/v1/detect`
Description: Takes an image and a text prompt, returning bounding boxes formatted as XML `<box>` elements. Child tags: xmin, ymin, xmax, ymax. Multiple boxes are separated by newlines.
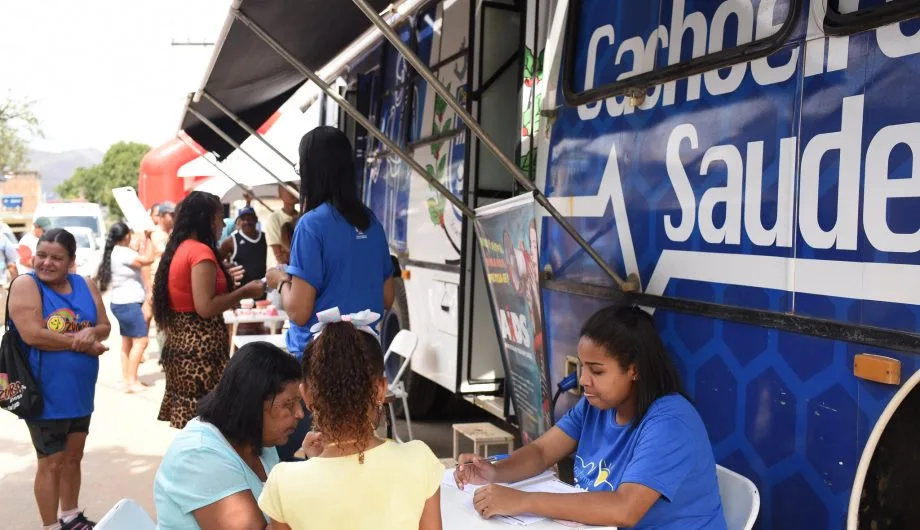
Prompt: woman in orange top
<box><xmin>152</xmin><ymin>191</ymin><xmax>266</xmax><ymax>428</ymax></box>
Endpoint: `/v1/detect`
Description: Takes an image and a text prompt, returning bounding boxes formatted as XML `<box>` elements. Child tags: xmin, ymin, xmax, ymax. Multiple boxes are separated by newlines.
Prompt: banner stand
<box><xmin>474</xmin><ymin>192</ymin><xmax>551</xmax><ymax>444</ymax></box>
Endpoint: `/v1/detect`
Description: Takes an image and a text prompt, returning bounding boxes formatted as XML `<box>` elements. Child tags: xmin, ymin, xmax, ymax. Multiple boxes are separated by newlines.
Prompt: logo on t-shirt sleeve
<box><xmin>46</xmin><ymin>309</ymin><xmax>91</xmax><ymax>334</ymax></box>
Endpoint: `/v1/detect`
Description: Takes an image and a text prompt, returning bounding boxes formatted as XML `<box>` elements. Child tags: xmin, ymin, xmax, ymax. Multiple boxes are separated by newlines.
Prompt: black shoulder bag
<box><xmin>0</xmin><ymin>275</ymin><xmax>44</xmax><ymax>418</ymax></box>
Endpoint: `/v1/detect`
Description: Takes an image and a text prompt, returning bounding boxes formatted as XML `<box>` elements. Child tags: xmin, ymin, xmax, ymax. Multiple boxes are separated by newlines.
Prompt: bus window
<box><xmin>824</xmin><ymin>0</ymin><xmax>920</xmax><ymax>36</ymax></box>
<box><xmin>562</xmin><ymin>0</ymin><xmax>801</xmax><ymax>107</ymax></box>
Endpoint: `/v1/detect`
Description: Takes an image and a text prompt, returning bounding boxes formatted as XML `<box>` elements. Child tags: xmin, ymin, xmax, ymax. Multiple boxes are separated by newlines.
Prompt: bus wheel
<box><xmin>852</xmin><ymin>372</ymin><xmax>920</xmax><ymax>529</ymax></box>
<box><xmin>382</xmin><ymin>279</ymin><xmax>447</xmax><ymax>419</ymax></box>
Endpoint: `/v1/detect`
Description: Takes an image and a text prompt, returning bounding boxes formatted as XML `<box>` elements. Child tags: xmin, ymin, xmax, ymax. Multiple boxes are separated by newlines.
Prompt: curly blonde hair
<box><xmin>303</xmin><ymin>322</ymin><xmax>385</xmax><ymax>463</ymax></box>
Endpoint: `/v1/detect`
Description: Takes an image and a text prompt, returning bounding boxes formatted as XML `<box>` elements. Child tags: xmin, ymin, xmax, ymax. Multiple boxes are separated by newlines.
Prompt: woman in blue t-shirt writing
<box><xmin>266</xmin><ymin>126</ymin><xmax>394</xmax><ymax>461</ymax></box>
<box><xmin>454</xmin><ymin>305</ymin><xmax>728</xmax><ymax>530</ymax></box>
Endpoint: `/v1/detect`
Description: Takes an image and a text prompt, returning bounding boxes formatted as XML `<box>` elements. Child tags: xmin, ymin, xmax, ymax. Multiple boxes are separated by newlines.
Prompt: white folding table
<box><xmin>440</xmin><ymin>480</ymin><xmax>616</xmax><ymax>529</ymax></box>
<box><xmin>231</xmin><ymin>333</ymin><xmax>288</xmax><ymax>352</ymax></box>
<box><xmin>223</xmin><ymin>310</ymin><xmax>289</xmax><ymax>353</ymax></box>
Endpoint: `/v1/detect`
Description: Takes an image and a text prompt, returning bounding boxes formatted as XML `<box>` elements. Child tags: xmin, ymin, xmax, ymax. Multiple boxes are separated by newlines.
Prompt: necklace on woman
<box><xmin>325</xmin><ymin>436</ymin><xmax>382</xmax><ymax>447</ymax></box>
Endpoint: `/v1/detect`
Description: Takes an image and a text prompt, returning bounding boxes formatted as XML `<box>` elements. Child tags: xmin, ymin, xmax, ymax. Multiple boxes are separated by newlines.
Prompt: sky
<box><xmin>0</xmin><ymin>0</ymin><xmax>231</xmax><ymax>154</ymax></box>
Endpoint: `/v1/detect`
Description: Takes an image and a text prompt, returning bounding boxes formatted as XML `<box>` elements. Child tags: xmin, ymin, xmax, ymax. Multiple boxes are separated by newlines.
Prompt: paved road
<box><xmin>0</xmin><ymin>304</ymin><xmax>495</xmax><ymax>527</ymax></box>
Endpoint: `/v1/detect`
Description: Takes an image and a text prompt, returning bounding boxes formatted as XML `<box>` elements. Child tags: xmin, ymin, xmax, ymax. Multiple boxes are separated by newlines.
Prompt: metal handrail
<box><xmin>176</xmin><ymin>134</ymin><xmax>275</xmax><ymax>212</ymax></box>
<box><xmin>233</xmin><ymin>8</ymin><xmax>476</xmax><ymax>220</ymax></box>
<box><xmin>350</xmin><ymin>0</ymin><xmax>636</xmax><ymax>292</ymax></box>
<box><xmin>185</xmin><ymin>104</ymin><xmax>300</xmax><ymax>198</ymax></box>
<box><xmin>200</xmin><ymin>90</ymin><xmax>298</xmax><ymax>169</ymax></box>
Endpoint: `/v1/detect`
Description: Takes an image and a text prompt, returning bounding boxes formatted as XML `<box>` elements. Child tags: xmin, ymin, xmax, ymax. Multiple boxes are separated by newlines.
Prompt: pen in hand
<box><xmin>460</xmin><ymin>454</ymin><xmax>508</xmax><ymax>467</ymax></box>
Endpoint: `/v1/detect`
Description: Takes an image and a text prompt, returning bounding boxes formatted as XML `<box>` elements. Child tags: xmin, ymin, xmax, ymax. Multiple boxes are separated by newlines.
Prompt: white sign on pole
<box><xmin>112</xmin><ymin>187</ymin><xmax>156</xmax><ymax>232</ymax></box>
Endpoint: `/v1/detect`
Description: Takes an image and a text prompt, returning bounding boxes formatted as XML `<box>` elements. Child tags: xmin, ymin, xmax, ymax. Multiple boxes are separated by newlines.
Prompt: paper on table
<box><xmin>442</xmin><ymin>469</ymin><xmax>582</xmax><ymax>526</ymax></box>
<box><xmin>441</xmin><ymin>468</ymin><xmax>555</xmax><ymax>493</ymax></box>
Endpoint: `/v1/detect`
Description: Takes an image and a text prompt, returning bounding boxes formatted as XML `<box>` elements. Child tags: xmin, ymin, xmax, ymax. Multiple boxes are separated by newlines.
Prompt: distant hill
<box><xmin>27</xmin><ymin>148</ymin><xmax>104</xmax><ymax>200</ymax></box>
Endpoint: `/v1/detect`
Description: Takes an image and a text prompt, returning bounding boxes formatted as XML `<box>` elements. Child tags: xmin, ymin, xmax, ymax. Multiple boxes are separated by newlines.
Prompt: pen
<box><xmin>460</xmin><ymin>454</ymin><xmax>508</xmax><ymax>467</ymax></box>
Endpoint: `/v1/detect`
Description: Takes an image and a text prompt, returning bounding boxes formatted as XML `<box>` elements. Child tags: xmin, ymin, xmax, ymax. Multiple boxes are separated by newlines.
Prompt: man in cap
<box><xmin>265</xmin><ymin>185</ymin><xmax>298</xmax><ymax>266</ymax></box>
<box><xmin>219</xmin><ymin>206</ymin><xmax>267</xmax><ymax>296</ymax></box>
<box><xmin>142</xmin><ymin>202</ymin><xmax>175</xmax><ymax>340</ymax></box>
<box><xmin>149</xmin><ymin>202</ymin><xmax>175</xmax><ymax>275</ymax></box>
<box><xmin>17</xmin><ymin>216</ymin><xmax>51</xmax><ymax>274</ymax></box>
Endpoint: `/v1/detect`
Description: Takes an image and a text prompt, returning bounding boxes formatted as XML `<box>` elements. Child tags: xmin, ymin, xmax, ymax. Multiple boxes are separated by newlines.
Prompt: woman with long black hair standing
<box><xmin>95</xmin><ymin>222</ymin><xmax>155</xmax><ymax>393</ymax></box>
<box><xmin>266</xmin><ymin>126</ymin><xmax>395</xmax><ymax>461</ymax></box>
<box><xmin>153</xmin><ymin>191</ymin><xmax>266</xmax><ymax>429</ymax></box>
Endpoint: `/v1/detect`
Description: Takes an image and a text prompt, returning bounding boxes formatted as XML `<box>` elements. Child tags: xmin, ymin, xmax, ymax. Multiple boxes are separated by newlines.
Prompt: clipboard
<box><xmin>112</xmin><ymin>187</ymin><xmax>156</xmax><ymax>232</ymax></box>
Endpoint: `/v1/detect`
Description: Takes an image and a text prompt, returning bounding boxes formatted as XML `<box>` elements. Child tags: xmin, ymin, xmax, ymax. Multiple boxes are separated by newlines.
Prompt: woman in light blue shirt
<box><xmin>154</xmin><ymin>342</ymin><xmax>304</xmax><ymax>530</ymax></box>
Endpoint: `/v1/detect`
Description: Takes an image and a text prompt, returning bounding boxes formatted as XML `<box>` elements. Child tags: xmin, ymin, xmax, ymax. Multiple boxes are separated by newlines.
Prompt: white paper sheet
<box><xmin>112</xmin><ymin>186</ymin><xmax>155</xmax><ymax>232</ymax></box>
<box><xmin>441</xmin><ymin>469</ymin><xmax>581</xmax><ymax>526</ymax></box>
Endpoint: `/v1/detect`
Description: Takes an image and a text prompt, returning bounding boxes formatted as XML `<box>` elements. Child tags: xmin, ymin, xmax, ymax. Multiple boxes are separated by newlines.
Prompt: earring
<box><xmin>633</xmin><ymin>375</ymin><xmax>639</xmax><ymax>381</ymax></box>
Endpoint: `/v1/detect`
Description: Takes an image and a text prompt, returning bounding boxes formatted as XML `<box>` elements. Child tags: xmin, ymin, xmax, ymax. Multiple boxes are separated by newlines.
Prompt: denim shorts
<box><xmin>111</xmin><ymin>302</ymin><xmax>148</xmax><ymax>338</ymax></box>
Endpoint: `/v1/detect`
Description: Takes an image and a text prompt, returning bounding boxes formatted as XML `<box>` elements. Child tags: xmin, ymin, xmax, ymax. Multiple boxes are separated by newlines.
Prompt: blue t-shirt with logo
<box><xmin>556</xmin><ymin>394</ymin><xmax>727</xmax><ymax>530</ymax></box>
<box><xmin>18</xmin><ymin>273</ymin><xmax>99</xmax><ymax>420</ymax></box>
<box><xmin>285</xmin><ymin>203</ymin><xmax>394</xmax><ymax>357</ymax></box>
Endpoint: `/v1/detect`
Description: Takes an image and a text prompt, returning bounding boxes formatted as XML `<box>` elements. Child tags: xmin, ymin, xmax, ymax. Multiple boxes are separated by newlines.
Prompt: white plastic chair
<box><xmin>383</xmin><ymin>329</ymin><xmax>419</xmax><ymax>443</ymax></box>
<box><xmin>716</xmin><ymin>465</ymin><xmax>760</xmax><ymax>530</ymax></box>
<box><xmin>95</xmin><ymin>499</ymin><xmax>155</xmax><ymax>530</ymax></box>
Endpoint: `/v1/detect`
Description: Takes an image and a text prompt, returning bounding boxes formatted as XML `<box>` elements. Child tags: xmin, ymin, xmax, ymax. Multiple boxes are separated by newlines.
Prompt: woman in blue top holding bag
<box><xmin>454</xmin><ymin>305</ymin><xmax>728</xmax><ymax>530</ymax></box>
<box><xmin>266</xmin><ymin>126</ymin><xmax>394</xmax><ymax>461</ymax></box>
<box><xmin>9</xmin><ymin>228</ymin><xmax>111</xmax><ymax>530</ymax></box>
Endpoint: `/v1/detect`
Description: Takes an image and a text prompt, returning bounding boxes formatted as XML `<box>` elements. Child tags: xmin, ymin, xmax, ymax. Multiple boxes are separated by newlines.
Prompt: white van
<box><xmin>33</xmin><ymin>202</ymin><xmax>107</xmax><ymax>248</ymax></box>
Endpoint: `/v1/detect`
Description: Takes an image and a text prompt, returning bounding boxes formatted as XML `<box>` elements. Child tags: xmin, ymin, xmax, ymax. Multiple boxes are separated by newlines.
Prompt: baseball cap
<box><xmin>34</xmin><ymin>217</ymin><xmax>51</xmax><ymax>230</ymax></box>
<box><xmin>237</xmin><ymin>206</ymin><xmax>256</xmax><ymax>218</ymax></box>
<box><xmin>157</xmin><ymin>202</ymin><xmax>176</xmax><ymax>215</ymax></box>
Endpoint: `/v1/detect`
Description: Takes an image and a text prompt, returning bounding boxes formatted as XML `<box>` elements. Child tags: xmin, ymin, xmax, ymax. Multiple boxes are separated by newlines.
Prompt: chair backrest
<box><xmin>382</xmin><ymin>329</ymin><xmax>419</xmax><ymax>386</ymax></box>
<box><xmin>95</xmin><ymin>499</ymin><xmax>156</xmax><ymax>530</ymax></box>
<box><xmin>716</xmin><ymin>465</ymin><xmax>760</xmax><ymax>530</ymax></box>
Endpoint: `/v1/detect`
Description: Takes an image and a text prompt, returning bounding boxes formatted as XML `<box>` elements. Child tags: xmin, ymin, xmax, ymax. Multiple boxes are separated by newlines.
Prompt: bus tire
<box><xmin>382</xmin><ymin>278</ymin><xmax>447</xmax><ymax>419</ymax></box>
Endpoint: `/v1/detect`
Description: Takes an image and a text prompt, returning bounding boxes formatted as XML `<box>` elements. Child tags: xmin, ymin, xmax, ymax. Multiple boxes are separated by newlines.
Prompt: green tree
<box><xmin>57</xmin><ymin>141</ymin><xmax>150</xmax><ymax>218</ymax></box>
<box><xmin>0</xmin><ymin>96</ymin><xmax>41</xmax><ymax>173</ymax></box>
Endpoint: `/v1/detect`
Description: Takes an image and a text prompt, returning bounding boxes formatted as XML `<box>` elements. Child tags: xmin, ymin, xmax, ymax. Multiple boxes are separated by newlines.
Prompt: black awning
<box><xmin>181</xmin><ymin>0</ymin><xmax>393</xmax><ymax>159</ymax></box>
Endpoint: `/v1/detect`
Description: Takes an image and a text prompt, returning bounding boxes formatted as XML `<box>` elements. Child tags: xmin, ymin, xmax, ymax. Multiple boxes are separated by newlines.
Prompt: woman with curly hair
<box><xmin>258</xmin><ymin>315</ymin><xmax>443</xmax><ymax>530</ymax></box>
<box><xmin>153</xmin><ymin>191</ymin><xmax>266</xmax><ymax>429</ymax></box>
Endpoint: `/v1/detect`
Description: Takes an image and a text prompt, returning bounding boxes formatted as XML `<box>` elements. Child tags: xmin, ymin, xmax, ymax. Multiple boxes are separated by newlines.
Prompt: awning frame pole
<box><xmin>232</xmin><ymin>9</ymin><xmax>476</xmax><ymax>220</ymax></box>
<box><xmin>200</xmin><ymin>90</ymin><xmax>298</xmax><ymax>169</ymax></box>
<box><xmin>186</xmin><ymin>105</ymin><xmax>301</xmax><ymax>198</ymax></box>
<box><xmin>176</xmin><ymin>135</ymin><xmax>275</xmax><ymax>212</ymax></box>
<box><xmin>350</xmin><ymin>0</ymin><xmax>634</xmax><ymax>291</ymax></box>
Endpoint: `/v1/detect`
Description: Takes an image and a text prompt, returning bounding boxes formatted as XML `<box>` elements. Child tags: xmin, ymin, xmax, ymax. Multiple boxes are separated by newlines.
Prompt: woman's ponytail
<box><xmin>303</xmin><ymin>322</ymin><xmax>385</xmax><ymax>463</ymax></box>
<box><xmin>95</xmin><ymin>222</ymin><xmax>131</xmax><ymax>292</ymax></box>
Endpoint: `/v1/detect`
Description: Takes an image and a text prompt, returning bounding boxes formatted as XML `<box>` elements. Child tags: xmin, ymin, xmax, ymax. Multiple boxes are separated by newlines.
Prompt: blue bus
<box><xmin>179</xmin><ymin>0</ymin><xmax>920</xmax><ymax>527</ymax></box>
<box><xmin>354</xmin><ymin>1</ymin><xmax>920</xmax><ymax>527</ymax></box>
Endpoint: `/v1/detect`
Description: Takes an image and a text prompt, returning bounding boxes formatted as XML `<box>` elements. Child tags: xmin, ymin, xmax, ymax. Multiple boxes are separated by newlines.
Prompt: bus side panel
<box><xmin>362</xmin><ymin>25</ymin><xmax>414</xmax><ymax>249</ymax></box>
<box><xmin>402</xmin><ymin>0</ymin><xmax>470</xmax><ymax>391</ymax></box>
<box><xmin>541</xmin><ymin>1</ymin><xmax>920</xmax><ymax>528</ymax></box>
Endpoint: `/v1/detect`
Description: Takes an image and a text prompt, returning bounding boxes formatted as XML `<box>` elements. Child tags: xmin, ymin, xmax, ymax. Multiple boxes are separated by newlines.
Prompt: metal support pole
<box><xmin>232</xmin><ymin>9</ymin><xmax>476</xmax><ymax>220</ymax></box>
<box><xmin>200</xmin><ymin>90</ymin><xmax>298</xmax><ymax>169</ymax></box>
<box><xmin>351</xmin><ymin>0</ymin><xmax>634</xmax><ymax>291</ymax></box>
<box><xmin>186</xmin><ymin>105</ymin><xmax>300</xmax><ymax>198</ymax></box>
<box><xmin>176</xmin><ymin>135</ymin><xmax>275</xmax><ymax>212</ymax></box>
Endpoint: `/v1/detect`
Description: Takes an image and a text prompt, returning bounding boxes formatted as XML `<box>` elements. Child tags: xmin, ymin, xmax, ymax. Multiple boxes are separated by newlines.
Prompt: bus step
<box><xmin>464</xmin><ymin>395</ymin><xmax>505</xmax><ymax>419</ymax></box>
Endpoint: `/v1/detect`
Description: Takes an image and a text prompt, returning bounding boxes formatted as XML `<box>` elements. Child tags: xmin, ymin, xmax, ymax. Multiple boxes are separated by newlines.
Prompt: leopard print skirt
<box><xmin>157</xmin><ymin>311</ymin><xmax>230</xmax><ymax>429</ymax></box>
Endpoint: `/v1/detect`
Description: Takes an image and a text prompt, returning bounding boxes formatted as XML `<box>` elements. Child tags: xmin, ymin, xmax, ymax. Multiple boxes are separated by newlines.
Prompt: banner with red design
<box><xmin>474</xmin><ymin>192</ymin><xmax>551</xmax><ymax>444</ymax></box>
